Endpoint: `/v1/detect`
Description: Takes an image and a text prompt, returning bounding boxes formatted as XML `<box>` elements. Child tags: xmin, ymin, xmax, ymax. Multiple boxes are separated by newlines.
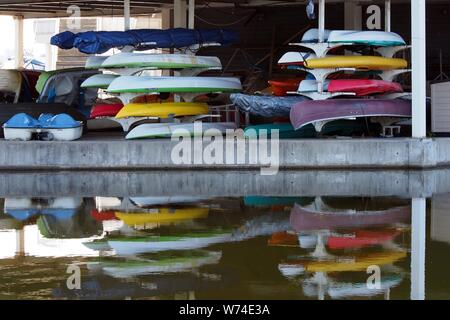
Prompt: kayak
<box><xmin>98</xmin><ymin>53</ymin><xmax>222</xmax><ymax>70</ymax></box>
<box><xmin>115</xmin><ymin>102</ymin><xmax>209</xmax><ymax>119</ymax></box>
<box><xmin>90</xmin><ymin>103</ymin><xmax>124</xmax><ymax>118</ymax></box>
<box><xmin>298</xmin><ymin>79</ymin><xmax>403</xmax><ymax>96</ymax></box>
<box><xmin>80</xmin><ymin>74</ymin><xmax>119</xmax><ymax>89</ymax></box>
<box><xmin>304</xmin><ymin>56</ymin><xmax>407</xmax><ymax>70</ymax></box>
<box><xmin>125</xmin><ymin>122</ymin><xmax>237</xmax><ymax>139</ymax></box>
<box><xmin>300</xmin><ymin>28</ymin><xmax>406</xmax><ymax>47</ymax></box>
<box><xmin>268</xmin><ymin>78</ymin><xmax>302</xmax><ymax>96</ymax></box>
<box><xmin>244</xmin><ymin>123</ymin><xmax>316</xmax><ymax>139</ymax></box>
<box><xmin>327</xmin><ymin>229</ymin><xmax>400</xmax><ymax>249</ymax></box>
<box><xmin>328</xmin><ymin>30</ymin><xmax>406</xmax><ymax>46</ymax></box>
<box><xmin>115</xmin><ymin>207</ymin><xmax>209</xmax><ymax>225</ymax></box>
<box><xmin>290</xmin><ymin>99</ymin><xmax>411</xmax><ymax>130</ymax></box>
<box><xmin>107</xmin><ymin>76</ymin><xmax>242</xmax><ymax>94</ymax></box>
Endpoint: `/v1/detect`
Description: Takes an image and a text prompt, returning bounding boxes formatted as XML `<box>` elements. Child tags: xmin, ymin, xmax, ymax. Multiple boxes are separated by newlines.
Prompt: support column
<box><xmin>344</xmin><ymin>0</ymin><xmax>362</xmax><ymax>30</ymax></box>
<box><xmin>318</xmin><ymin>0</ymin><xmax>325</xmax><ymax>42</ymax></box>
<box><xmin>174</xmin><ymin>0</ymin><xmax>187</xmax><ymax>28</ymax></box>
<box><xmin>411</xmin><ymin>198</ymin><xmax>426</xmax><ymax>300</ymax></box>
<box><xmin>188</xmin><ymin>0</ymin><xmax>195</xmax><ymax>29</ymax></box>
<box><xmin>14</xmin><ymin>15</ymin><xmax>24</xmax><ymax>69</ymax></box>
<box><xmin>161</xmin><ymin>8</ymin><xmax>171</xmax><ymax>29</ymax></box>
<box><xmin>411</xmin><ymin>0</ymin><xmax>427</xmax><ymax>138</ymax></box>
<box><xmin>124</xmin><ymin>0</ymin><xmax>131</xmax><ymax>30</ymax></box>
<box><xmin>385</xmin><ymin>0</ymin><xmax>391</xmax><ymax>32</ymax></box>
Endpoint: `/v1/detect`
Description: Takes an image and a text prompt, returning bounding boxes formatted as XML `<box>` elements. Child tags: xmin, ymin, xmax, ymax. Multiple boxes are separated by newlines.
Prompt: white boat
<box><xmin>298</xmin><ymin>80</ymin><xmax>330</xmax><ymax>92</ymax></box>
<box><xmin>130</xmin><ymin>196</ymin><xmax>212</xmax><ymax>207</ymax></box>
<box><xmin>100</xmin><ymin>52</ymin><xmax>222</xmax><ymax>70</ymax></box>
<box><xmin>80</xmin><ymin>74</ymin><xmax>119</xmax><ymax>89</ymax></box>
<box><xmin>107</xmin><ymin>76</ymin><xmax>242</xmax><ymax>94</ymax></box>
<box><xmin>125</xmin><ymin>122</ymin><xmax>237</xmax><ymax>139</ymax></box>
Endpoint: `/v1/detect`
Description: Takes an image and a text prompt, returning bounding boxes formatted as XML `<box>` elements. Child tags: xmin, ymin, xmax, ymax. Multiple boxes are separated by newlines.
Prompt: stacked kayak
<box><xmin>67</xmin><ymin>28</ymin><xmax>243</xmax><ymax>137</ymax></box>
<box><xmin>277</xmin><ymin>27</ymin><xmax>412</xmax><ymax>135</ymax></box>
<box><xmin>3</xmin><ymin>113</ymin><xmax>83</xmax><ymax>141</ymax></box>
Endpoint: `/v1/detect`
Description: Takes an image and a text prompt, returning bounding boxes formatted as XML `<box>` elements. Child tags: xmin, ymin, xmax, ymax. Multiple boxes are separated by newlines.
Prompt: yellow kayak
<box><xmin>305</xmin><ymin>56</ymin><xmax>408</xmax><ymax>70</ymax></box>
<box><xmin>115</xmin><ymin>207</ymin><xmax>209</xmax><ymax>225</ymax></box>
<box><xmin>115</xmin><ymin>102</ymin><xmax>209</xmax><ymax>119</ymax></box>
<box><xmin>284</xmin><ymin>250</ymin><xmax>406</xmax><ymax>273</ymax></box>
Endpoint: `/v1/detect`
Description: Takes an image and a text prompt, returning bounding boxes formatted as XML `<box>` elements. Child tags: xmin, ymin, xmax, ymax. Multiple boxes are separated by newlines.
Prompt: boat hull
<box><xmin>290</xmin><ymin>99</ymin><xmax>412</xmax><ymax>130</ymax></box>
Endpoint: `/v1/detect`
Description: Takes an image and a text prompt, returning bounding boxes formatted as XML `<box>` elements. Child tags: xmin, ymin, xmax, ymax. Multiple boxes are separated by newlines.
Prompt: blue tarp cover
<box><xmin>51</xmin><ymin>28</ymin><xmax>239</xmax><ymax>54</ymax></box>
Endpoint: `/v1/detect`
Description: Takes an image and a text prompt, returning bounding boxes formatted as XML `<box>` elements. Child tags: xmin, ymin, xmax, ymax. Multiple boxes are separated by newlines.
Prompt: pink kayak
<box><xmin>290</xmin><ymin>204</ymin><xmax>410</xmax><ymax>232</ymax></box>
<box><xmin>290</xmin><ymin>99</ymin><xmax>411</xmax><ymax>130</ymax></box>
<box><xmin>327</xmin><ymin>80</ymin><xmax>403</xmax><ymax>96</ymax></box>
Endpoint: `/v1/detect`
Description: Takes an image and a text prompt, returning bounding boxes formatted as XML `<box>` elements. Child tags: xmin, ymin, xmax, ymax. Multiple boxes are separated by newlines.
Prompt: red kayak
<box><xmin>290</xmin><ymin>204</ymin><xmax>410</xmax><ymax>232</ymax></box>
<box><xmin>90</xmin><ymin>209</ymin><xmax>118</xmax><ymax>221</ymax></box>
<box><xmin>290</xmin><ymin>99</ymin><xmax>411</xmax><ymax>130</ymax></box>
<box><xmin>327</xmin><ymin>229</ymin><xmax>400</xmax><ymax>249</ymax></box>
<box><xmin>268</xmin><ymin>78</ymin><xmax>302</xmax><ymax>96</ymax></box>
<box><xmin>90</xmin><ymin>103</ymin><xmax>123</xmax><ymax>119</ymax></box>
<box><xmin>327</xmin><ymin>80</ymin><xmax>403</xmax><ymax>96</ymax></box>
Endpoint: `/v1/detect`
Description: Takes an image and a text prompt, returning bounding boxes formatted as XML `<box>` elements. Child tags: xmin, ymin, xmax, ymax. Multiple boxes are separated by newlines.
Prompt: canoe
<box><xmin>304</xmin><ymin>56</ymin><xmax>407</xmax><ymax>70</ymax></box>
<box><xmin>115</xmin><ymin>102</ymin><xmax>209</xmax><ymax>119</ymax></box>
<box><xmin>268</xmin><ymin>78</ymin><xmax>302</xmax><ymax>96</ymax></box>
<box><xmin>290</xmin><ymin>204</ymin><xmax>410</xmax><ymax>232</ymax></box>
<box><xmin>125</xmin><ymin>122</ymin><xmax>237</xmax><ymax>139</ymax></box>
<box><xmin>298</xmin><ymin>79</ymin><xmax>403</xmax><ymax>96</ymax></box>
<box><xmin>99</xmin><ymin>53</ymin><xmax>222</xmax><ymax>70</ymax></box>
<box><xmin>115</xmin><ymin>207</ymin><xmax>209</xmax><ymax>225</ymax></box>
<box><xmin>244</xmin><ymin>123</ymin><xmax>316</xmax><ymax>139</ymax></box>
<box><xmin>107</xmin><ymin>76</ymin><xmax>242</xmax><ymax>94</ymax></box>
<box><xmin>90</xmin><ymin>103</ymin><xmax>124</xmax><ymax>118</ymax></box>
<box><xmin>328</xmin><ymin>30</ymin><xmax>406</xmax><ymax>47</ymax></box>
<box><xmin>290</xmin><ymin>99</ymin><xmax>411</xmax><ymax>130</ymax></box>
<box><xmin>80</xmin><ymin>74</ymin><xmax>119</xmax><ymax>89</ymax></box>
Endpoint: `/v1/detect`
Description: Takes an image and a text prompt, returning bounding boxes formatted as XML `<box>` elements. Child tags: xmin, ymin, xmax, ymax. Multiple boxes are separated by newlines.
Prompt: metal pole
<box><xmin>385</xmin><ymin>0</ymin><xmax>391</xmax><ymax>32</ymax></box>
<box><xmin>188</xmin><ymin>0</ymin><xmax>195</xmax><ymax>29</ymax></box>
<box><xmin>14</xmin><ymin>16</ymin><xmax>24</xmax><ymax>69</ymax></box>
<box><xmin>411</xmin><ymin>0</ymin><xmax>427</xmax><ymax>138</ymax></box>
<box><xmin>124</xmin><ymin>0</ymin><xmax>131</xmax><ymax>31</ymax></box>
<box><xmin>411</xmin><ymin>198</ymin><xmax>426</xmax><ymax>300</ymax></box>
<box><xmin>318</xmin><ymin>0</ymin><xmax>325</xmax><ymax>43</ymax></box>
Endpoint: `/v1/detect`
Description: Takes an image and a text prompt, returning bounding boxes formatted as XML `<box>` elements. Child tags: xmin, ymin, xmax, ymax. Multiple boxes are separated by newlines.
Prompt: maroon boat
<box><xmin>290</xmin><ymin>204</ymin><xmax>411</xmax><ymax>232</ymax></box>
<box><xmin>290</xmin><ymin>99</ymin><xmax>411</xmax><ymax>130</ymax></box>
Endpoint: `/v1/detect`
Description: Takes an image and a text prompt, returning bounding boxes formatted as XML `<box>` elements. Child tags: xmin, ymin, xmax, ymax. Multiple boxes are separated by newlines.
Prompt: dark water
<box><xmin>0</xmin><ymin>191</ymin><xmax>447</xmax><ymax>300</ymax></box>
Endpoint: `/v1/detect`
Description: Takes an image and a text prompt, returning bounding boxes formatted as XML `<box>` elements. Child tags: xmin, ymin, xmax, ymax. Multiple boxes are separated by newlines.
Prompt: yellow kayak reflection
<box><xmin>281</xmin><ymin>250</ymin><xmax>406</xmax><ymax>273</ymax></box>
<box><xmin>115</xmin><ymin>207</ymin><xmax>209</xmax><ymax>225</ymax></box>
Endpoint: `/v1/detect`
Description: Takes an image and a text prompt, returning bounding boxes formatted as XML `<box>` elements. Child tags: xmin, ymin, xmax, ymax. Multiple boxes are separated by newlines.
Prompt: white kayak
<box><xmin>81</xmin><ymin>74</ymin><xmax>119</xmax><ymax>89</ymax></box>
<box><xmin>126</xmin><ymin>122</ymin><xmax>237</xmax><ymax>139</ymax></box>
<box><xmin>298</xmin><ymin>79</ymin><xmax>330</xmax><ymax>92</ymax></box>
<box><xmin>328</xmin><ymin>30</ymin><xmax>406</xmax><ymax>46</ymax></box>
<box><xmin>99</xmin><ymin>52</ymin><xmax>223</xmax><ymax>70</ymax></box>
<box><xmin>107</xmin><ymin>76</ymin><xmax>242</xmax><ymax>94</ymax></box>
<box><xmin>85</xmin><ymin>56</ymin><xmax>108</xmax><ymax>69</ymax></box>
<box><xmin>278</xmin><ymin>52</ymin><xmax>316</xmax><ymax>65</ymax></box>
<box><xmin>300</xmin><ymin>28</ymin><xmax>405</xmax><ymax>46</ymax></box>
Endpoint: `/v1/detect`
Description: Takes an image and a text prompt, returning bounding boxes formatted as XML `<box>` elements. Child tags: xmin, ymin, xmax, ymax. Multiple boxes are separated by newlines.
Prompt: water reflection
<box><xmin>0</xmin><ymin>188</ymin><xmax>438</xmax><ymax>300</ymax></box>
